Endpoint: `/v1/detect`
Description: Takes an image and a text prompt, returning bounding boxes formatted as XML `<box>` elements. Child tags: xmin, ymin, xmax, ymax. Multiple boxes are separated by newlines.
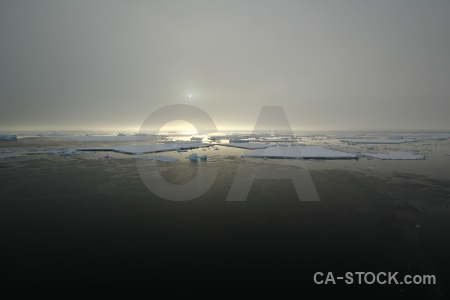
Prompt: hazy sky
<box><xmin>1</xmin><ymin>0</ymin><xmax>449</xmax><ymax>132</ymax></box>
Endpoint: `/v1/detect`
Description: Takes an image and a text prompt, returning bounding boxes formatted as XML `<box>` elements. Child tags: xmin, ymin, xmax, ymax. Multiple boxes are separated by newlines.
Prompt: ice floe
<box><xmin>0</xmin><ymin>155</ymin><xmax>18</xmax><ymax>159</ymax></box>
<box><xmin>77</xmin><ymin>142</ymin><xmax>209</xmax><ymax>155</ymax></box>
<box><xmin>227</xmin><ymin>137</ymin><xmax>298</xmax><ymax>143</ymax></box>
<box><xmin>403</xmin><ymin>133</ymin><xmax>450</xmax><ymax>141</ymax></box>
<box><xmin>228</xmin><ymin>138</ymin><xmax>244</xmax><ymax>143</ymax></box>
<box><xmin>245</xmin><ymin>146</ymin><xmax>356</xmax><ymax>159</ymax></box>
<box><xmin>132</xmin><ymin>155</ymin><xmax>177</xmax><ymax>162</ymax></box>
<box><xmin>0</xmin><ymin>134</ymin><xmax>17</xmax><ymax>140</ymax></box>
<box><xmin>362</xmin><ymin>151</ymin><xmax>425</xmax><ymax>160</ymax></box>
<box><xmin>260</xmin><ymin>138</ymin><xmax>298</xmax><ymax>142</ymax></box>
<box><xmin>218</xmin><ymin>143</ymin><xmax>271</xmax><ymax>149</ymax></box>
<box><xmin>46</xmin><ymin>134</ymin><xmax>159</xmax><ymax>142</ymax></box>
<box><xmin>190</xmin><ymin>137</ymin><xmax>204</xmax><ymax>142</ymax></box>
<box><xmin>44</xmin><ymin>149</ymin><xmax>78</xmax><ymax>156</ymax></box>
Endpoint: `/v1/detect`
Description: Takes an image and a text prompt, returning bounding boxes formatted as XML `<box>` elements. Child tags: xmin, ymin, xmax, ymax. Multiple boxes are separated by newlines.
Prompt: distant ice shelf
<box><xmin>362</xmin><ymin>151</ymin><xmax>425</xmax><ymax>160</ymax></box>
<box><xmin>77</xmin><ymin>142</ymin><xmax>209</xmax><ymax>155</ymax></box>
<box><xmin>245</xmin><ymin>146</ymin><xmax>356</xmax><ymax>159</ymax></box>
<box><xmin>341</xmin><ymin>139</ymin><xmax>415</xmax><ymax>144</ymax></box>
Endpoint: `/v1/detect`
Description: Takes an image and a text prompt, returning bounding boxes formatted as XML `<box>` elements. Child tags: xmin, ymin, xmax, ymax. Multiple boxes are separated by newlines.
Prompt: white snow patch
<box><xmin>245</xmin><ymin>146</ymin><xmax>356</xmax><ymax>159</ymax></box>
<box><xmin>363</xmin><ymin>151</ymin><xmax>425</xmax><ymax>160</ymax></box>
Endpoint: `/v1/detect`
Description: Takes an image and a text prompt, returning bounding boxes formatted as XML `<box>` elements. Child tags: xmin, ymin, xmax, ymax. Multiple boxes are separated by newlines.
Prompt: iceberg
<box><xmin>245</xmin><ymin>146</ymin><xmax>356</xmax><ymax>159</ymax></box>
<box><xmin>185</xmin><ymin>153</ymin><xmax>207</xmax><ymax>161</ymax></box>
<box><xmin>362</xmin><ymin>151</ymin><xmax>425</xmax><ymax>160</ymax></box>
<box><xmin>187</xmin><ymin>153</ymin><xmax>199</xmax><ymax>161</ymax></box>
<box><xmin>78</xmin><ymin>142</ymin><xmax>209</xmax><ymax>155</ymax></box>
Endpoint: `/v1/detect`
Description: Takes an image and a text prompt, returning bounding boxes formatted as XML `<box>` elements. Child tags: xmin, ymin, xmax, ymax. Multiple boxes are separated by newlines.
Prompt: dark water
<box><xmin>1</xmin><ymin>136</ymin><xmax>450</xmax><ymax>298</ymax></box>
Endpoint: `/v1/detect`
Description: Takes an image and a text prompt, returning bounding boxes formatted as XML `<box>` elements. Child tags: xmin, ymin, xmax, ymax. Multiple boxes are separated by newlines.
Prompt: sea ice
<box><xmin>190</xmin><ymin>137</ymin><xmax>204</xmax><ymax>142</ymax></box>
<box><xmin>403</xmin><ymin>134</ymin><xmax>450</xmax><ymax>141</ymax></box>
<box><xmin>218</xmin><ymin>143</ymin><xmax>271</xmax><ymax>149</ymax></box>
<box><xmin>46</xmin><ymin>135</ymin><xmax>159</xmax><ymax>142</ymax></box>
<box><xmin>0</xmin><ymin>155</ymin><xmax>18</xmax><ymax>159</ymax></box>
<box><xmin>387</xmin><ymin>135</ymin><xmax>403</xmax><ymax>140</ymax></box>
<box><xmin>132</xmin><ymin>155</ymin><xmax>177</xmax><ymax>162</ymax></box>
<box><xmin>260</xmin><ymin>138</ymin><xmax>298</xmax><ymax>142</ymax></box>
<box><xmin>362</xmin><ymin>151</ymin><xmax>425</xmax><ymax>160</ymax></box>
<box><xmin>341</xmin><ymin>139</ymin><xmax>415</xmax><ymax>144</ymax></box>
<box><xmin>44</xmin><ymin>149</ymin><xmax>78</xmax><ymax>156</ymax></box>
<box><xmin>245</xmin><ymin>146</ymin><xmax>356</xmax><ymax>159</ymax></box>
<box><xmin>229</xmin><ymin>138</ymin><xmax>250</xmax><ymax>143</ymax></box>
<box><xmin>0</xmin><ymin>134</ymin><xmax>17</xmax><ymax>140</ymax></box>
<box><xmin>78</xmin><ymin>142</ymin><xmax>209</xmax><ymax>155</ymax></box>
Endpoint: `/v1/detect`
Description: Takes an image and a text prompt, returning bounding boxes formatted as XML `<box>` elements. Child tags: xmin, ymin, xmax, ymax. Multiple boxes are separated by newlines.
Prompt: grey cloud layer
<box><xmin>1</xmin><ymin>0</ymin><xmax>449</xmax><ymax>131</ymax></box>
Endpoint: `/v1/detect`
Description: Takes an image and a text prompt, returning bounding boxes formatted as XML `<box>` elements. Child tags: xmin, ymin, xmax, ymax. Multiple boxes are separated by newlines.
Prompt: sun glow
<box><xmin>159</xmin><ymin>120</ymin><xmax>198</xmax><ymax>135</ymax></box>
